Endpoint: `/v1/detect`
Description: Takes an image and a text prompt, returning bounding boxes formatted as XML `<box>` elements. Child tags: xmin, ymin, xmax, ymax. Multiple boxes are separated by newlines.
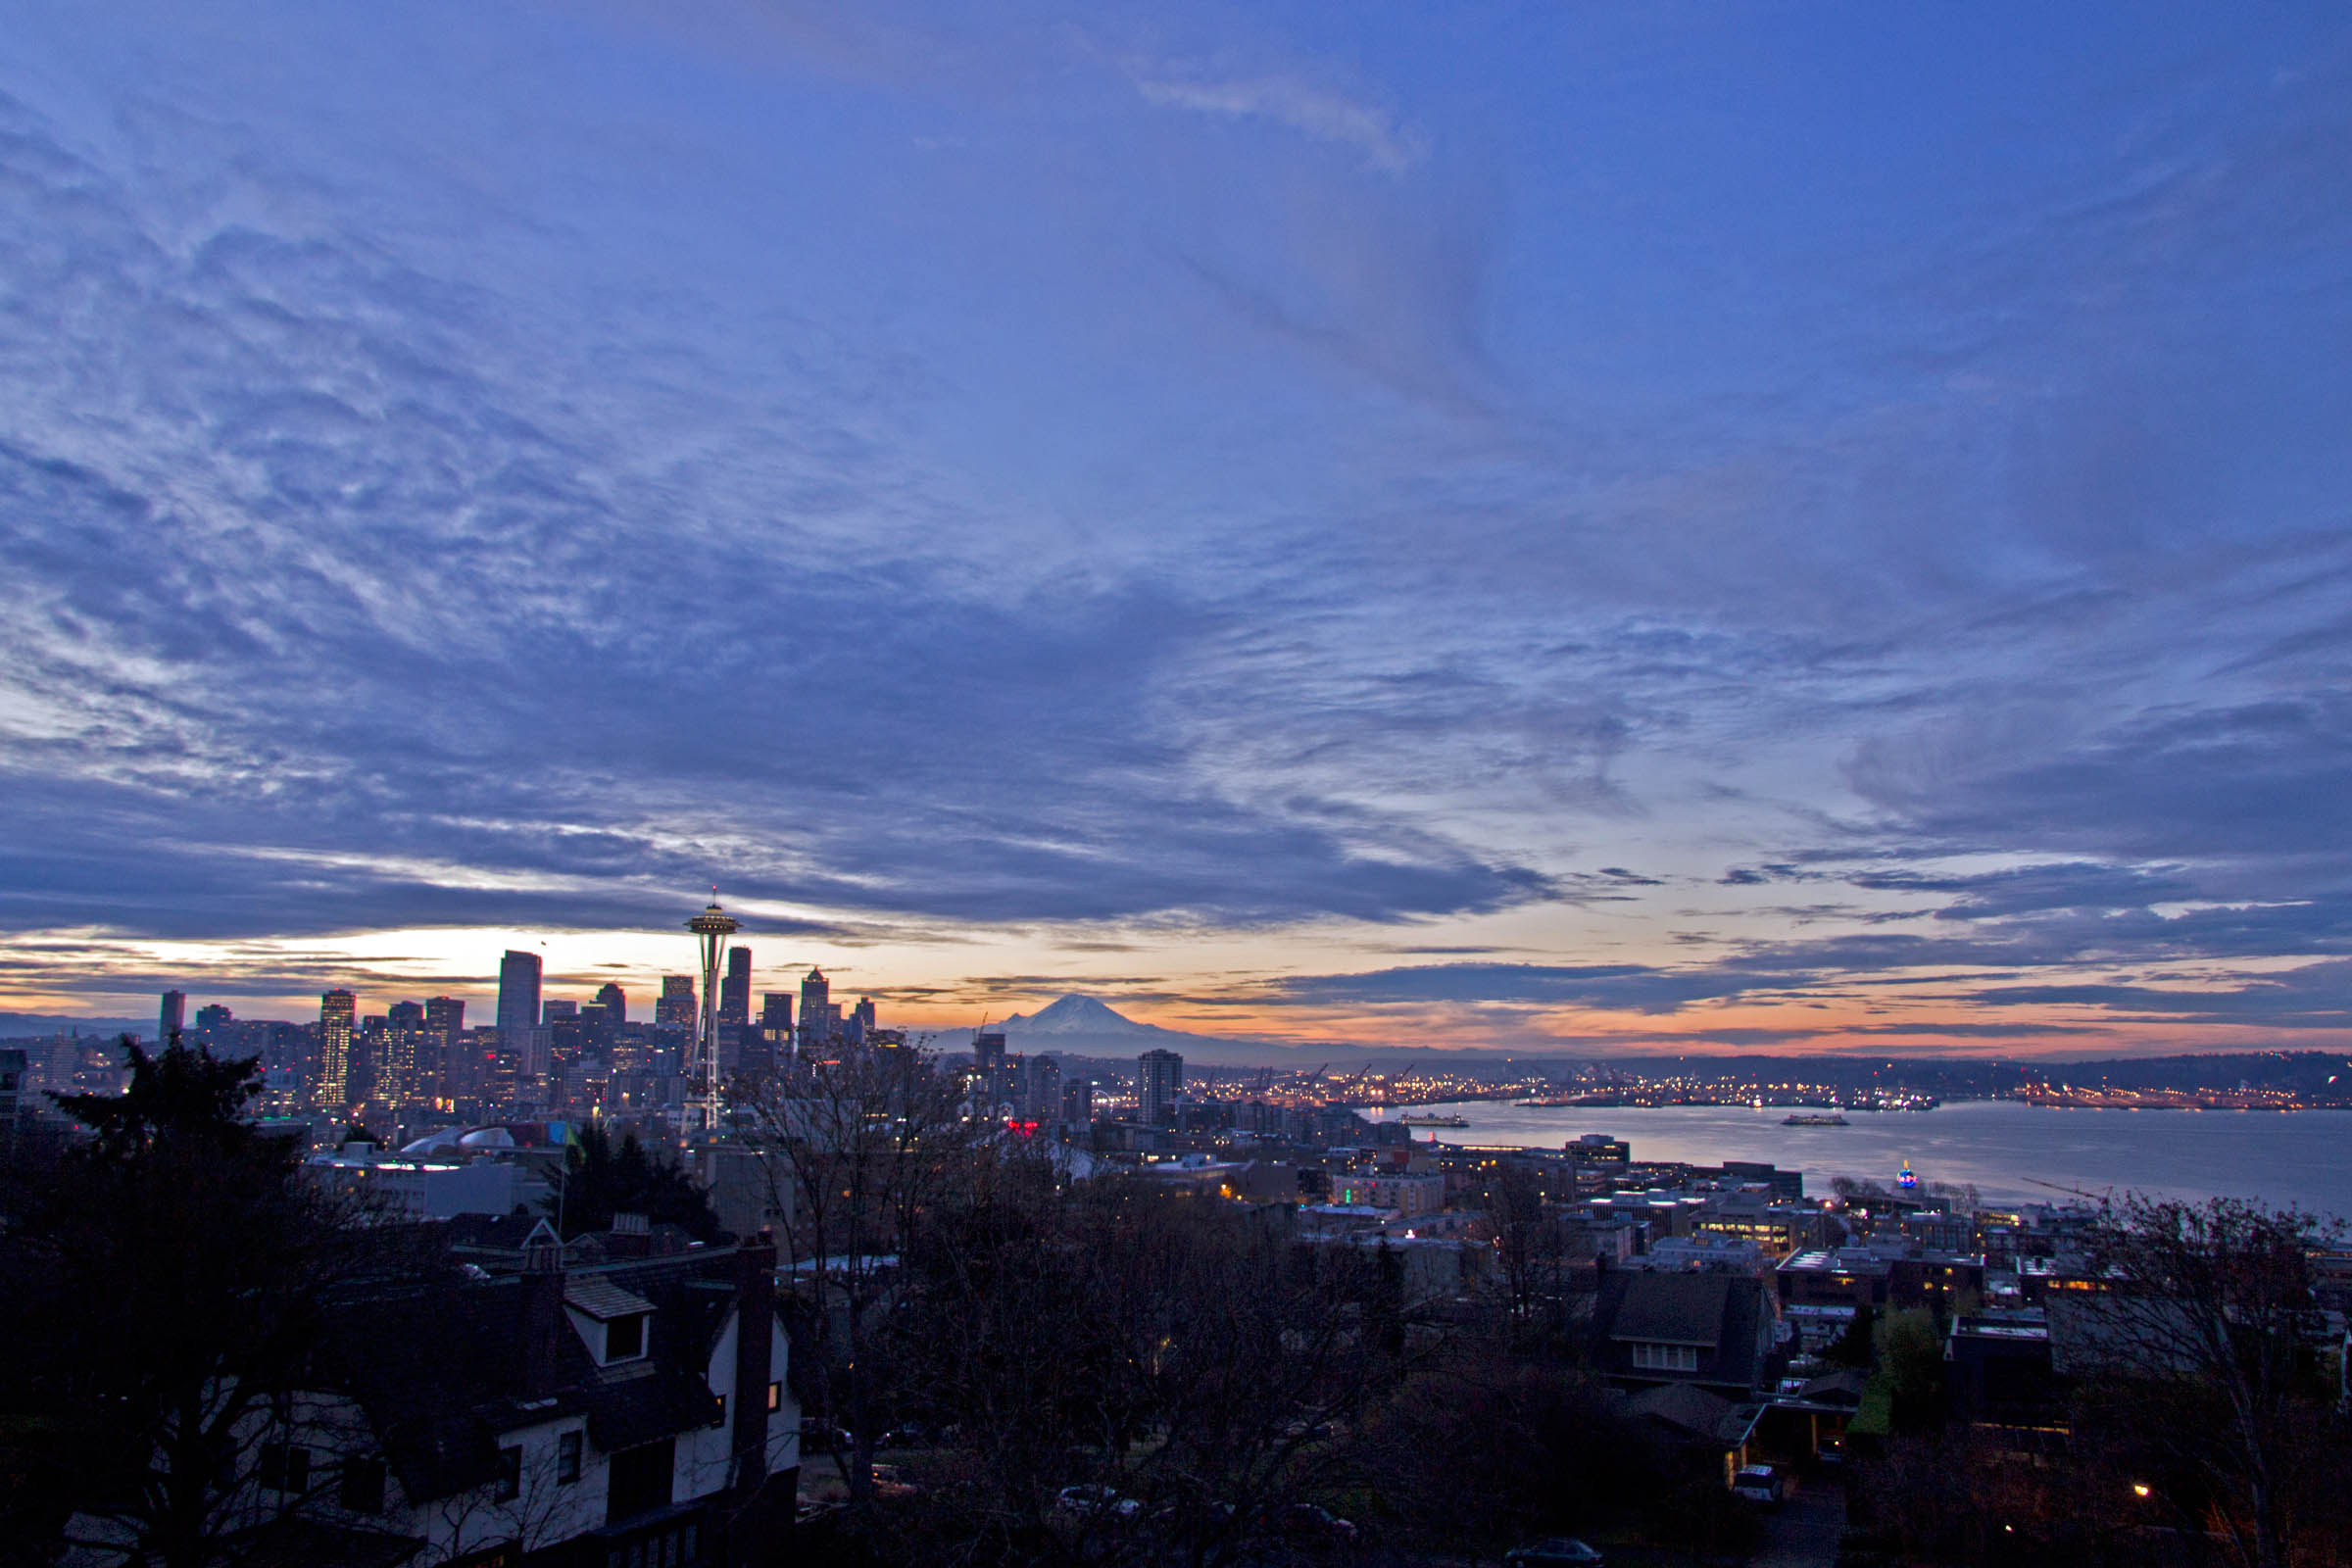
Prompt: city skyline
<box><xmin>5</xmin><ymin>6</ymin><xmax>2352</xmax><ymax>1059</ymax></box>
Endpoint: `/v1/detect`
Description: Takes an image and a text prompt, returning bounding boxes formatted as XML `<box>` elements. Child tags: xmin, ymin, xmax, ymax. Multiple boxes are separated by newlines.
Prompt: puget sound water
<box><xmin>1358</xmin><ymin>1099</ymin><xmax>2352</xmax><ymax>1219</ymax></box>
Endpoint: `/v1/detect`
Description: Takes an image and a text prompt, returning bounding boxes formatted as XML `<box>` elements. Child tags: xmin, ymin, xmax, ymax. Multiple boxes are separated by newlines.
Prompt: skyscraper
<box><xmin>318</xmin><ymin>990</ymin><xmax>357</xmax><ymax>1109</ymax></box>
<box><xmin>719</xmin><ymin>947</ymin><xmax>752</xmax><ymax>1027</ymax></box>
<box><xmin>425</xmin><ymin>996</ymin><xmax>466</xmax><ymax>1100</ymax></box>
<box><xmin>1138</xmin><ymin>1049</ymin><xmax>1184</xmax><ymax>1126</ymax></box>
<box><xmin>1023</xmin><ymin>1054</ymin><xmax>1062</xmax><ymax>1123</ymax></box>
<box><xmin>497</xmin><ymin>950</ymin><xmax>542</xmax><ymax>1060</ymax></box>
<box><xmin>799</xmin><ymin>968</ymin><xmax>831</xmax><ymax>1055</ymax></box>
<box><xmin>159</xmin><ymin>990</ymin><xmax>185</xmax><ymax>1044</ymax></box>
<box><xmin>656</xmin><ymin>975</ymin><xmax>697</xmax><ymax>1032</ymax></box>
<box><xmin>594</xmin><ymin>981</ymin><xmax>626</xmax><ymax>1024</ymax></box>
<box><xmin>759</xmin><ymin>992</ymin><xmax>794</xmax><ymax>1067</ymax></box>
<box><xmin>973</xmin><ymin>1030</ymin><xmax>1008</xmax><ymax>1110</ymax></box>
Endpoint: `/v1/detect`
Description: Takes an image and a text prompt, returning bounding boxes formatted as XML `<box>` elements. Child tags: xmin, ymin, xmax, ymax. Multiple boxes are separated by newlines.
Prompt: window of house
<box><xmin>710</xmin><ymin>1393</ymin><xmax>727</xmax><ymax>1429</ymax></box>
<box><xmin>339</xmin><ymin>1456</ymin><xmax>387</xmax><ymax>1514</ymax></box>
<box><xmin>496</xmin><ymin>1445</ymin><xmax>522</xmax><ymax>1501</ymax></box>
<box><xmin>259</xmin><ymin>1444</ymin><xmax>310</xmax><ymax>1495</ymax></box>
<box><xmin>765</xmin><ymin>1382</ymin><xmax>782</xmax><ymax>1413</ymax></box>
<box><xmin>1630</xmin><ymin>1342</ymin><xmax>1700</xmax><ymax>1372</ymax></box>
<box><xmin>605</xmin><ymin>1312</ymin><xmax>645</xmax><ymax>1361</ymax></box>
<box><xmin>558</xmin><ymin>1430</ymin><xmax>582</xmax><ymax>1485</ymax></box>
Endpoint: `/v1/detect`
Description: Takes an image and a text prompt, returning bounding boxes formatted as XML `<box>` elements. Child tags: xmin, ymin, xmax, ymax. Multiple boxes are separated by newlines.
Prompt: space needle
<box><xmin>685</xmin><ymin>895</ymin><xmax>739</xmax><ymax>1142</ymax></box>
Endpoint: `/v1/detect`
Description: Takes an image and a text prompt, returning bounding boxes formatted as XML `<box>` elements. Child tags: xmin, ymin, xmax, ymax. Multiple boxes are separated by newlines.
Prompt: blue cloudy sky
<box><xmin>3</xmin><ymin>2</ymin><xmax>2349</xmax><ymax>1056</ymax></box>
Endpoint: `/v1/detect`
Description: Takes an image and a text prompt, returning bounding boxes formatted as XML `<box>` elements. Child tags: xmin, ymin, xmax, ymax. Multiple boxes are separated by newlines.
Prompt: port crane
<box><xmin>2025</xmin><ymin>1177</ymin><xmax>2112</xmax><ymax>1201</ymax></box>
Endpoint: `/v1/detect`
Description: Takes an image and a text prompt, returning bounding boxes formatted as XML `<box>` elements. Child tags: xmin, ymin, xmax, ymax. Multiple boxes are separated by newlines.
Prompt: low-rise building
<box><xmin>1592</xmin><ymin>1270</ymin><xmax>1778</xmax><ymax>1399</ymax></box>
<box><xmin>67</xmin><ymin>1227</ymin><xmax>797</xmax><ymax>1567</ymax></box>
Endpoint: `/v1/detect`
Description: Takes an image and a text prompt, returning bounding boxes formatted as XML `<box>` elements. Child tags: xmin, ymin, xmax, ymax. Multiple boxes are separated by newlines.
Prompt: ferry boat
<box><xmin>1781</xmin><ymin>1112</ymin><xmax>1849</xmax><ymax>1127</ymax></box>
<box><xmin>1397</xmin><ymin>1112</ymin><xmax>1470</xmax><ymax>1128</ymax></box>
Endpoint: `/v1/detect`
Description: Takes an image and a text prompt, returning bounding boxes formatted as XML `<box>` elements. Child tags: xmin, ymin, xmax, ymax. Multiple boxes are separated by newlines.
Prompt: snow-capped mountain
<box><xmin>996</xmin><ymin>995</ymin><xmax>1162</xmax><ymax>1037</ymax></box>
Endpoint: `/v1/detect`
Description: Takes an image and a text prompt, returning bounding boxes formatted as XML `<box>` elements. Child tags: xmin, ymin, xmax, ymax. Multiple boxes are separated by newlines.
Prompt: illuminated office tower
<box><xmin>1138</xmin><ymin>1049</ymin><xmax>1184</xmax><ymax>1126</ymax></box>
<box><xmin>685</xmin><ymin>901</ymin><xmax>740</xmax><ymax>1140</ymax></box>
<box><xmin>193</xmin><ymin>1003</ymin><xmax>232</xmax><ymax>1040</ymax></box>
<box><xmin>798</xmin><ymin>968</ymin><xmax>831</xmax><ymax>1055</ymax></box>
<box><xmin>425</xmin><ymin>997</ymin><xmax>465</xmax><ymax>1098</ymax></box>
<box><xmin>972</xmin><ymin>1031</ymin><xmax>1008</xmax><ymax>1110</ymax></box>
<box><xmin>720</xmin><ymin>948</ymin><xmax>752</xmax><ymax>1027</ymax></box>
<box><xmin>497</xmin><ymin>951</ymin><xmax>542</xmax><ymax>1061</ymax></box>
<box><xmin>1023</xmin><ymin>1054</ymin><xmax>1061</xmax><ymax>1123</ymax></box>
<box><xmin>656</xmin><ymin>975</ymin><xmax>697</xmax><ymax>1032</ymax></box>
<box><xmin>318</xmin><ymin>990</ymin><xmax>357</xmax><ymax>1109</ymax></box>
<box><xmin>159</xmin><ymin>990</ymin><xmax>185</xmax><ymax>1044</ymax></box>
<box><xmin>757</xmin><ymin>992</ymin><xmax>794</xmax><ymax>1071</ymax></box>
<box><xmin>594</xmin><ymin>981</ymin><xmax>626</xmax><ymax>1024</ymax></box>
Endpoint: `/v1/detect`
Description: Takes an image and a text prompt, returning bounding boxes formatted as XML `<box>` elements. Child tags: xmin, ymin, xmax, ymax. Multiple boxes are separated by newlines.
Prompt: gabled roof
<box><xmin>1609</xmin><ymin>1272</ymin><xmax>1734</xmax><ymax>1346</ymax></box>
<box><xmin>1594</xmin><ymin>1270</ymin><xmax>1773</xmax><ymax>1393</ymax></box>
<box><xmin>1625</xmin><ymin>1382</ymin><xmax>1759</xmax><ymax>1447</ymax></box>
<box><xmin>1795</xmin><ymin>1368</ymin><xmax>1871</xmax><ymax>1405</ymax></box>
<box><xmin>565</xmin><ymin>1277</ymin><xmax>656</xmax><ymax>1320</ymax></box>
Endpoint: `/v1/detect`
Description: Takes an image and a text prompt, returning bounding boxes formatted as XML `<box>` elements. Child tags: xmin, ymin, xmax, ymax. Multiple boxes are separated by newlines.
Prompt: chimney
<box><xmin>608</xmin><ymin>1211</ymin><xmax>652</xmax><ymax>1258</ymax></box>
<box><xmin>520</xmin><ymin>1218</ymin><xmax>566</xmax><ymax>1398</ymax></box>
<box><xmin>729</xmin><ymin>1234</ymin><xmax>778</xmax><ymax>1494</ymax></box>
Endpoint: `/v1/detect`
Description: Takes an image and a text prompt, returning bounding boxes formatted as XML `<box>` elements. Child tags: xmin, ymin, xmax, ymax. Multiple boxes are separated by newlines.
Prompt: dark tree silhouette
<box><xmin>549</xmin><ymin>1124</ymin><xmax>722</xmax><ymax>1241</ymax></box>
<box><xmin>0</xmin><ymin>1036</ymin><xmax>424</xmax><ymax>1568</ymax></box>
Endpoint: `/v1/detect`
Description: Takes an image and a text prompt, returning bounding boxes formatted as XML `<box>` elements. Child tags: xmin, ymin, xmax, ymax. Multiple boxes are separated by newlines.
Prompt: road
<box><xmin>1747</xmin><ymin>1479</ymin><xmax>1845</xmax><ymax>1568</ymax></box>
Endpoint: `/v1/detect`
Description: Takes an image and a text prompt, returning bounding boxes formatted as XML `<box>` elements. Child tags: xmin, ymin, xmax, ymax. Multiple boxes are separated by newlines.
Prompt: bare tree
<box><xmin>733</xmin><ymin>1037</ymin><xmax>982</xmax><ymax>1501</ymax></box>
<box><xmin>2082</xmin><ymin>1194</ymin><xmax>2342</xmax><ymax>1568</ymax></box>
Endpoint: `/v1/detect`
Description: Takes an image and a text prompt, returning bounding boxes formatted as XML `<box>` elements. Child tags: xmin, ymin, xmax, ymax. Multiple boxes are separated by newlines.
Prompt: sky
<box><xmin>2</xmin><ymin>2</ymin><xmax>2350</xmax><ymax>1059</ymax></box>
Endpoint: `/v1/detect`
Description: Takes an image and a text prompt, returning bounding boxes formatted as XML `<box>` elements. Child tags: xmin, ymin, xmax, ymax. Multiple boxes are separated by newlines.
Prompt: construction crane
<box><xmin>2026</xmin><ymin>1177</ymin><xmax>2110</xmax><ymax>1201</ymax></box>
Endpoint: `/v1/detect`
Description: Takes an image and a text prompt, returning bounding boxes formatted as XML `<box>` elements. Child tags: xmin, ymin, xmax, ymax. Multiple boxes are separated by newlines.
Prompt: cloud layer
<box><xmin>2</xmin><ymin>3</ymin><xmax>2350</xmax><ymax>1049</ymax></box>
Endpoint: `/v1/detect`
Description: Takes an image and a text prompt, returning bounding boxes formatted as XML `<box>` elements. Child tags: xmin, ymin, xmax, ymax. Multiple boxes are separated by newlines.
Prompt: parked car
<box><xmin>1054</xmin><ymin>1484</ymin><xmax>1142</xmax><ymax>1523</ymax></box>
<box><xmin>1503</xmin><ymin>1540</ymin><xmax>1605</xmax><ymax>1568</ymax></box>
<box><xmin>1268</xmin><ymin>1502</ymin><xmax>1357</xmax><ymax>1545</ymax></box>
<box><xmin>1733</xmin><ymin>1464</ymin><xmax>1787</xmax><ymax>1505</ymax></box>
<box><xmin>798</xmin><ymin>1420</ymin><xmax>854</xmax><ymax>1452</ymax></box>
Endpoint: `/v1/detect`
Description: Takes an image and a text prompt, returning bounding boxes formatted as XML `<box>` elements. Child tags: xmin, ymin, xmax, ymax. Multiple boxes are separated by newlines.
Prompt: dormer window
<box><xmin>564</xmin><ymin>1277</ymin><xmax>657</xmax><ymax>1365</ymax></box>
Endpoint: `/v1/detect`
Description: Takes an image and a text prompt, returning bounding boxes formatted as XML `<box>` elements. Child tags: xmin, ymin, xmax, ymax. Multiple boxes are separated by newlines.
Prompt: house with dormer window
<box><xmin>1591</xmin><ymin>1270</ymin><xmax>1777</xmax><ymax>1400</ymax></box>
<box><xmin>67</xmin><ymin>1221</ymin><xmax>797</xmax><ymax>1568</ymax></box>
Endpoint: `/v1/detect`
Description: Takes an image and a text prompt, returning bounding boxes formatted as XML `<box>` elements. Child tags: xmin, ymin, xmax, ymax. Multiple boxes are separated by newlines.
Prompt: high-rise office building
<box><xmin>656</xmin><ymin>975</ymin><xmax>697</xmax><ymax>1032</ymax></box>
<box><xmin>193</xmin><ymin>1003</ymin><xmax>233</xmax><ymax>1036</ymax></box>
<box><xmin>497</xmin><ymin>951</ymin><xmax>542</xmax><ymax>1060</ymax></box>
<box><xmin>424</xmin><ymin>996</ymin><xmax>466</xmax><ymax>1045</ymax></box>
<box><xmin>970</xmin><ymin>1031</ymin><xmax>1007</xmax><ymax>1110</ymax></box>
<box><xmin>1138</xmin><ymin>1049</ymin><xmax>1184</xmax><ymax>1126</ymax></box>
<box><xmin>759</xmin><ymin>992</ymin><xmax>794</xmax><ymax>1069</ymax></box>
<box><xmin>318</xmin><ymin>990</ymin><xmax>357</xmax><ymax>1109</ymax></box>
<box><xmin>1062</xmin><ymin>1076</ymin><xmax>1095</xmax><ymax>1127</ymax></box>
<box><xmin>798</xmin><ymin>969</ymin><xmax>831</xmax><ymax>1055</ymax></box>
<box><xmin>719</xmin><ymin>948</ymin><xmax>752</xmax><ymax>1028</ymax></box>
<box><xmin>594</xmin><ymin>981</ymin><xmax>626</xmax><ymax>1025</ymax></box>
<box><xmin>423</xmin><ymin>997</ymin><xmax>466</xmax><ymax>1100</ymax></box>
<box><xmin>1022</xmin><ymin>1054</ymin><xmax>1062</xmax><ymax>1123</ymax></box>
<box><xmin>159</xmin><ymin>990</ymin><xmax>185</xmax><ymax>1044</ymax></box>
